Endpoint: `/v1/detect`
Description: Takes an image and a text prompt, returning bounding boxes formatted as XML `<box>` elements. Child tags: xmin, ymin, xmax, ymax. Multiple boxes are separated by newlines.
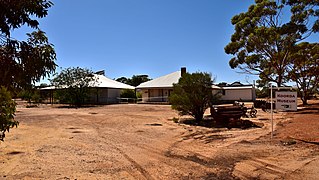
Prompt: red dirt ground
<box><xmin>0</xmin><ymin>99</ymin><xmax>318</xmax><ymax>179</ymax></box>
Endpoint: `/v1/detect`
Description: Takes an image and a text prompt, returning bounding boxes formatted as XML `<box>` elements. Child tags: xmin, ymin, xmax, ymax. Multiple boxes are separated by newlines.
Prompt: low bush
<box><xmin>0</xmin><ymin>86</ymin><xmax>19</xmax><ymax>141</ymax></box>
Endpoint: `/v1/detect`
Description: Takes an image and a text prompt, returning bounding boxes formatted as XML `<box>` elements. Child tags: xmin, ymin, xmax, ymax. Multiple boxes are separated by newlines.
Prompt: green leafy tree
<box><xmin>286</xmin><ymin>0</ymin><xmax>319</xmax><ymax>34</ymax></box>
<box><xmin>225</xmin><ymin>0</ymin><xmax>318</xmax><ymax>87</ymax></box>
<box><xmin>0</xmin><ymin>0</ymin><xmax>55</xmax><ymax>141</ymax></box>
<box><xmin>0</xmin><ymin>86</ymin><xmax>19</xmax><ymax>141</ymax></box>
<box><xmin>128</xmin><ymin>75</ymin><xmax>151</xmax><ymax>87</ymax></box>
<box><xmin>120</xmin><ymin>89</ymin><xmax>136</xmax><ymax>99</ymax></box>
<box><xmin>116</xmin><ymin>75</ymin><xmax>151</xmax><ymax>87</ymax></box>
<box><xmin>51</xmin><ymin>67</ymin><xmax>99</xmax><ymax>106</ymax></box>
<box><xmin>115</xmin><ymin>77</ymin><xmax>129</xmax><ymax>84</ymax></box>
<box><xmin>17</xmin><ymin>90</ymin><xmax>33</xmax><ymax>102</ymax></box>
<box><xmin>169</xmin><ymin>72</ymin><xmax>212</xmax><ymax>121</ymax></box>
<box><xmin>0</xmin><ymin>0</ymin><xmax>56</xmax><ymax>91</ymax></box>
<box><xmin>288</xmin><ymin>42</ymin><xmax>319</xmax><ymax>105</ymax></box>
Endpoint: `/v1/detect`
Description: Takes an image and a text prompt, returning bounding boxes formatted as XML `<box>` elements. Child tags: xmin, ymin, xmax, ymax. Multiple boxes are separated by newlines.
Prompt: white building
<box><xmin>217</xmin><ymin>82</ymin><xmax>256</xmax><ymax>102</ymax></box>
<box><xmin>136</xmin><ymin>67</ymin><xmax>222</xmax><ymax>103</ymax></box>
<box><xmin>40</xmin><ymin>73</ymin><xmax>135</xmax><ymax>104</ymax></box>
<box><xmin>136</xmin><ymin>70</ymin><xmax>182</xmax><ymax>102</ymax></box>
<box><xmin>88</xmin><ymin>74</ymin><xmax>135</xmax><ymax>103</ymax></box>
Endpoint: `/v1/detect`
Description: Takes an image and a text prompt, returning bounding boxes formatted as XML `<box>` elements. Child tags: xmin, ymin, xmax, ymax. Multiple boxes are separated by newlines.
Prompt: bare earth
<box><xmin>0</xmin><ymin>100</ymin><xmax>318</xmax><ymax>179</ymax></box>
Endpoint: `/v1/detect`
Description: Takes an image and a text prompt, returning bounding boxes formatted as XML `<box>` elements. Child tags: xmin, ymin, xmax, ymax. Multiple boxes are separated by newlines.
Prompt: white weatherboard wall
<box><xmin>221</xmin><ymin>86</ymin><xmax>255</xmax><ymax>101</ymax></box>
<box><xmin>276</xmin><ymin>91</ymin><xmax>297</xmax><ymax>111</ymax></box>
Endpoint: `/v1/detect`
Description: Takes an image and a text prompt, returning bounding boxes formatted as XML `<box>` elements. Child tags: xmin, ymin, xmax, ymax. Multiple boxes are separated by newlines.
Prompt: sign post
<box><xmin>270</xmin><ymin>84</ymin><xmax>273</xmax><ymax>139</ymax></box>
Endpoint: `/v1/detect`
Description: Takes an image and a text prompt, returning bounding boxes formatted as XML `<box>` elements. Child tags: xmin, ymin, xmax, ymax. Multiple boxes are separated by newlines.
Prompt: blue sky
<box><xmin>15</xmin><ymin>0</ymin><xmax>261</xmax><ymax>84</ymax></box>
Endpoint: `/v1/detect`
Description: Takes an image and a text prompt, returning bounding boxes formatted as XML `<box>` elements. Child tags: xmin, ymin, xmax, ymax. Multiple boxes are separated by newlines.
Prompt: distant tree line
<box><xmin>116</xmin><ymin>75</ymin><xmax>151</xmax><ymax>100</ymax></box>
<box><xmin>116</xmin><ymin>75</ymin><xmax>151</xmax><ymax>87</ymax></box>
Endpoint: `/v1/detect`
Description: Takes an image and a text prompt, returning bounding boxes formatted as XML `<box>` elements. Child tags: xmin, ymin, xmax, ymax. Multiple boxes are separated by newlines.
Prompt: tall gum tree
<box><xmin>288</xmin><ymin>42</ymin><xmax>319</xmax><ymax>105</ymax></box>
<box><xmin>225</xmin><ymin>0</ymin><xmax>318</xmax><ymax>87</ymax></box>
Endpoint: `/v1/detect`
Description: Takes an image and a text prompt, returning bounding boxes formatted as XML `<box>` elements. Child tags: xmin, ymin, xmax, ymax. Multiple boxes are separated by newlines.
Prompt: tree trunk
<box><xmin>302</xmin><ymin>94</ymin><xmax>308</xmax><ymax>105</ymax></box>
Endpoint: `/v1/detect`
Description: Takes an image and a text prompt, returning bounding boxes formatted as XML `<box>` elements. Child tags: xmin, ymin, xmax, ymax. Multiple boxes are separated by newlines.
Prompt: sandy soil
<box><xmin>0</xmin><ymin>100</ymin><xmax>318</xmax><ymax>179</ymax></box>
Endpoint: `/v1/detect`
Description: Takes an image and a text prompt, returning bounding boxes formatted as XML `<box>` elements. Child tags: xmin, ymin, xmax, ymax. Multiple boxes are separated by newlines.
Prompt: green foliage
<box><xmin>31</xmin><ymin>90</ymin><xmax>41</xmax><ymax>103</ymax></box>
<box><xmin>0</xmin><ymin>0</ymin><xmax>53</xmax><ymax>37</ymax></box>
<box><xmin>116</xmin><ymin>75</ymin><xmax>151</xmax><ymax>87</ymax></box>
<box><xmin>116</xmin><ymin>77</ymin><xmax>129</xmax><ymax>84</ymax></box>
<box><xmin>225</xmin><ymin>0</ymin><xmax>318</xmax><ymax>87</ymax></box>
<box><xmin>17</xmin><ymin>90</ymin><xmax>33</xmax><ymax>102</ymax></box>
<box><xmin>169</xmin><ymin>72</ymin><xmax>213</xmax><ymax>121</ymax></box>
<box><xmin>120</xmin><ymin>89</ymin><xmax>136</xmax><ymax>99</ymax></box>
<box><xmin>17</xmin><ymin>89</ymin><xmax>42</xmax><ymax>103</ymax></box>
<box><xmin>51</xmin><ymin>67</ymin><xmax>98</xmax><ymax>106</ymax></box>
<box><xmin>0</xmin><ymin>86</ymin><xmax>18</xmax><ymax>141</ymax></box>
<box><xmin>256</xmin><ymin>87</ymin><xmax>269</xmax><ymax>98</ymax></box>
<box><xmin>136</xmin><ymin>91</ymin><xmax>142</xmax><ymax>99</ymax></box>
<box><xmin>288</xmin><ymin>42</ymin><xmax>319</xmax><ymax>105</ymax></box>
<box><xmin>0</xmin><ymin>1</ymin><xmax>56</xmax><ymax>91</ymax></box>
<box><xmin>129</xmin><ymin>75</ymin><xmax>151</xmax><ymax>87</ymax></box>
<box><xmin>286</xmin><ymin>0</ymin><xmax>319</xmax><ymax>33</ymax></box>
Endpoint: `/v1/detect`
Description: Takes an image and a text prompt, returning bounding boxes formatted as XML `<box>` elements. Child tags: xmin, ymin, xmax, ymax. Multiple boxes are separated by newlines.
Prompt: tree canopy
<box><xmin>0</xmin><ymin>86</ymin><xmax>18</xmax><ymax>141</ymax></box>
<box><xmin>51</xmin><ymin>67</ymin><xmax>99</xmax><ymax>106</ymax></box>
<box><xmin>288</xmin><ymin>42</ymin><xmax>319</xmax><ymax>104</ymax></box>
<box><xmin>225</xmin><ymin>0</ymin><xmax>318</xmax><ymax>87</ymax></box>
<box><xmin>116</xmin><ymin>75</ymin><xmax>151</xmax><ymax>87</ymax></box>
<box><xmin>0</xmin><ymin>0</ymin><xmax>56</xmax><ymax>92</ymax></box>
<box><xmin>169</xmin><ymin>72</ymin><xmax>213</xmax><ymax>121</ymax></box>
<box><xmin>0</xmin><ymin>0</ymin><xmax>55</xmax><ymax>141</ymax></box>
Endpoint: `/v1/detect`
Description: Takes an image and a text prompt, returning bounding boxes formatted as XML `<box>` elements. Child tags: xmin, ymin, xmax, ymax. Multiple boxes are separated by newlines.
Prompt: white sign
<box><xmin>275</xmin><ymin>91</ymin><xmax>297</xmax><ymax>111</ymax></box>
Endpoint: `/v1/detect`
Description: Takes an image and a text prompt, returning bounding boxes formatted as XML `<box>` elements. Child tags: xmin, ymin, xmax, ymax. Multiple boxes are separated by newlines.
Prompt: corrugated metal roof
<box><xmin>222</xmin><ymin>86</ymin><xmax>254</xmax><ymax>90</ymax></box>
<box><xmin>137</xmin><ymin>71</ymin><xmax>222</xmax><ymax>89</ymax></box>
<box><xmin>137</xmin><ymin>71</ymin><xmax>181</xmax><ymax>88</ymax></box>
<box><xmin>40</xmin><ymin>74</ymin><xmax>135</xmax><ymax>90</ymax></box>
<box><xmin>212</xmin><ymin>85</ymin><xmax>222</xmax><ymax>89</ymax></box>
<box><xmin>94</xmin><ymin>74</ymin><xmax>135</xmax><ymax>89</ymax></box>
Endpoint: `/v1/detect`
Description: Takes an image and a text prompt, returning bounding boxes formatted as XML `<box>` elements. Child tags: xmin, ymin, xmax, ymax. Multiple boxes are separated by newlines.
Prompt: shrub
<box><xmin>17</xmin><ymin>90</ymin><xmax>33</xmax><ymax>102</ymax></box>
<box><xmin>169</xmin><ymin>72</ymin><xmax>213</xmax><ymax>121</ymax></box>
<box><xmin>0</xmin><ymin>86</ymin><xmax>19</xmax><ymax>141</ymax></box>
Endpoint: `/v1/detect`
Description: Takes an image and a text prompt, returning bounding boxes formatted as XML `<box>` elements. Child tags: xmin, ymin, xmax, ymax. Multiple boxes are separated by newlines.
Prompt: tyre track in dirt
<box><xmin>3</xmin><ymin>103</ymin><xmax>319</xmax><ymax>179</ymax></box>
<box><xmin>82</xmin><ymin>114</ymin><xmax>226</xmax><ymax>179</ymax></box>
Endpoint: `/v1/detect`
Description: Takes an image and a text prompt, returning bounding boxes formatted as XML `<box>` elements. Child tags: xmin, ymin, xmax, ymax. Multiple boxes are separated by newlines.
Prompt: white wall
<box><xmin>108</xmin><ymin>89</ymin><xmax>121</xmax><ymax>103</ymax></box>
<box><xmin>221</xmin><ymin>89</ymin><xmax>254</xmax><ymax>101</ymax></box>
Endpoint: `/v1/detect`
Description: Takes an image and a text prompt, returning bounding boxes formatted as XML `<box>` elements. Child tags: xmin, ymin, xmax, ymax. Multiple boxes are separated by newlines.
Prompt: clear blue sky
<box><xmin>16</xmin><ymin>0</ymin><xmax>260</xmax><ymax>84</ymax></box>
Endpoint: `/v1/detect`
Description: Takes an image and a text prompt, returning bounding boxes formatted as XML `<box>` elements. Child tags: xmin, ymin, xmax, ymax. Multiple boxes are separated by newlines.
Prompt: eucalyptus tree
<box><xmin>286</xmin><ymin>0</ymin><xmax>319</xmax><ymax>34</ymax></box>
<box><xmin>116</xmin><ymin>75</ymin><xmax>151</xmax><ymax>87</ymax></box>
<box><xmin>225</xmin><ymin>0</ymin><xmax>318</xmax><ymax>87</ymax></box>
<box><xmin>288</xmin><ymin>42</ymin><xmax>319</xmax><ymax>105</ymax></box>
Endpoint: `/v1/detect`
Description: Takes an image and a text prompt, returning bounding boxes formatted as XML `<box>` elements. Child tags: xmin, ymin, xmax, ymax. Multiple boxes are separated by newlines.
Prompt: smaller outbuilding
<box><xmin>216</xmin><ymin>82</ymin><xmax>256</xmax><ymax>102</ymax></box>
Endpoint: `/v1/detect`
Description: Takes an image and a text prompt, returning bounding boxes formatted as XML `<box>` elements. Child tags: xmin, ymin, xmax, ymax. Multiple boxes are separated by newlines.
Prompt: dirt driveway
<box><xmin>0</xmin><ymin>101</ymin><xmax>318</xmax><ymax>179</ymax></box>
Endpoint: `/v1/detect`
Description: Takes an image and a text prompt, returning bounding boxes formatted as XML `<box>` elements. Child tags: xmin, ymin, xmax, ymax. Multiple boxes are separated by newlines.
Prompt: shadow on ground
<box><xmin>178</xmin><ymin>116</ymin><xmax>263</xmax><ymax>130</ymax></box>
